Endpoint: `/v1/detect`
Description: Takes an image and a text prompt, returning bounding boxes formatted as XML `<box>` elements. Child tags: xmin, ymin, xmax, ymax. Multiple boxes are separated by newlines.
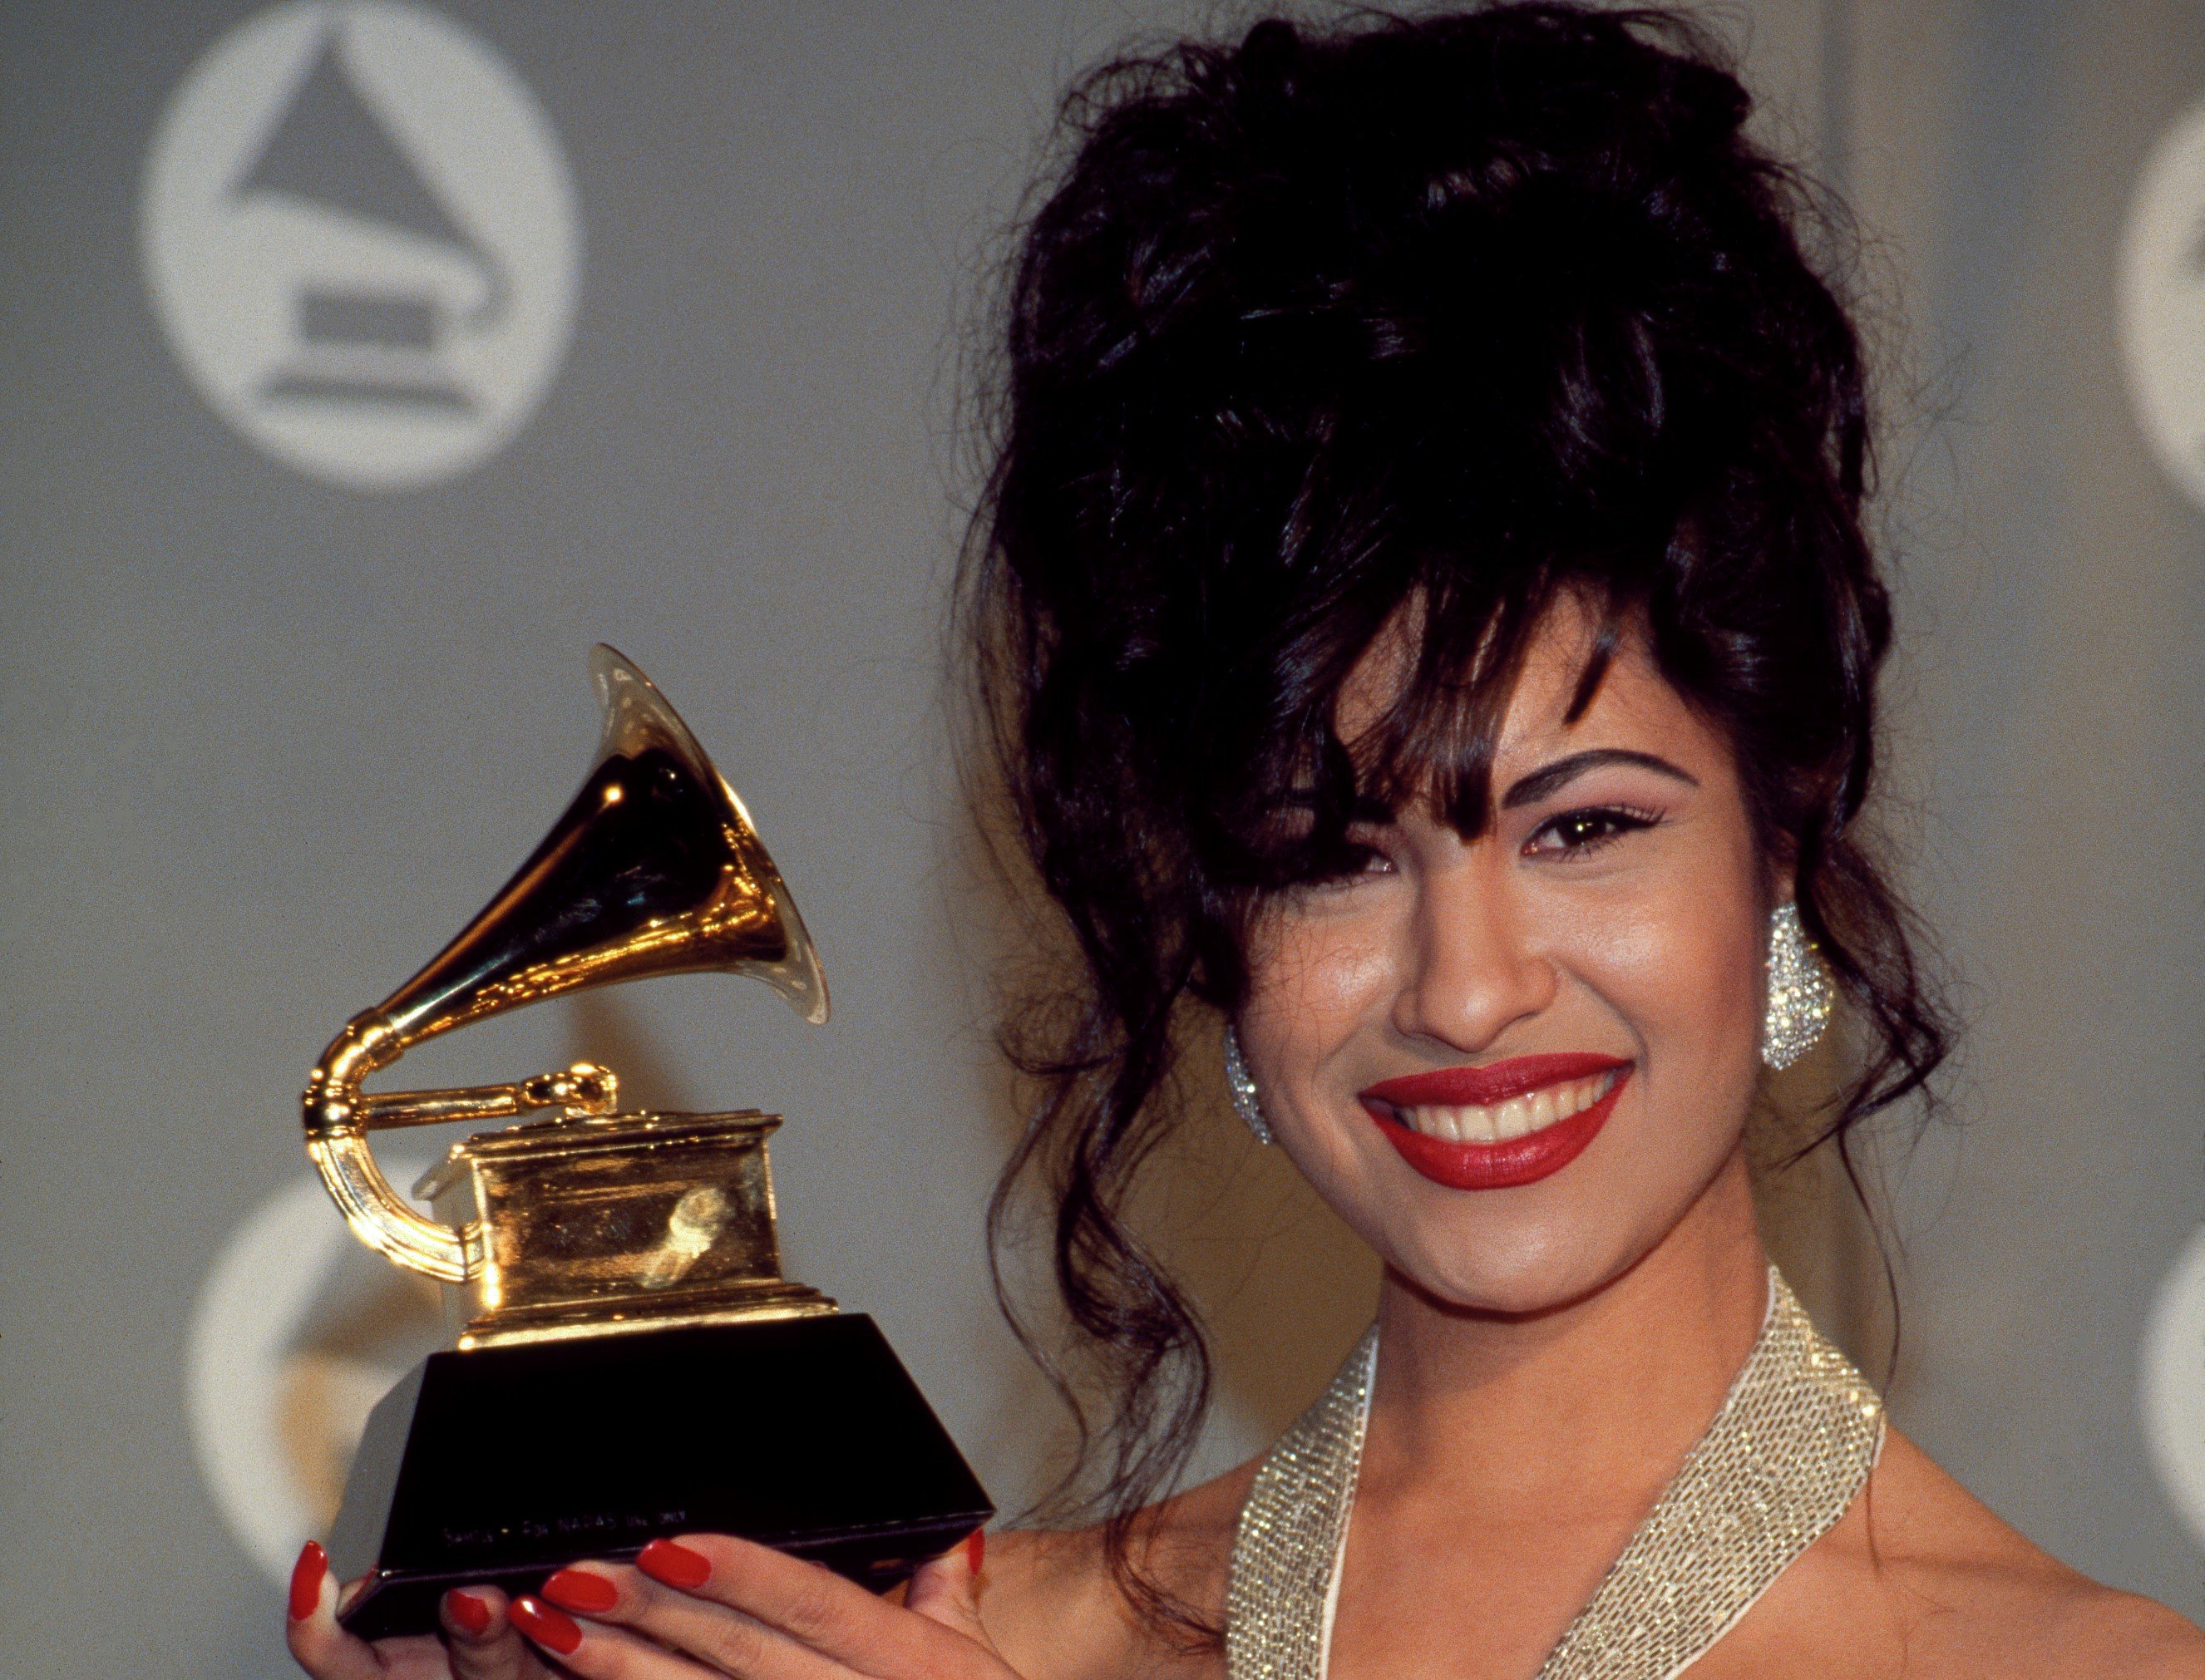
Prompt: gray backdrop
<box><xmin>2</xmin><ymin>3</ymin><xmax>2200</xmax><ymax>1675</ymax></box>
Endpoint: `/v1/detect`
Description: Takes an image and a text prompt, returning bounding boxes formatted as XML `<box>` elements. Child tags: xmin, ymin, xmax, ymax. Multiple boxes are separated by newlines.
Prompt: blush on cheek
<box><xmin>1601</xmin><ymin>855</ymin><xmax>1763</xmax><ymax>1032</ymax></box>
<box><xmin>1253</xmin><ymin>893</ymin><xmax>1400</xmax><ymax>998</ymax></box>
<box><xmin>1555</xmin><ymin>884</ymin><xmax>1764</xmax><ymax>1209</ymax></box>
<box><xmin>1242</xmin><ymin>910</ymin><xmax>1402</xmax><ymax>1091</ymax></box>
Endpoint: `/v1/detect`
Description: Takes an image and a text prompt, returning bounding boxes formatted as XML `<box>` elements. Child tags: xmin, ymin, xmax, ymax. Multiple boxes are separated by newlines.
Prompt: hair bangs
<box><xmin>1226</xmin><ymin>554</ymin><xmax>1637</xmax><ymax>895</ymax></box>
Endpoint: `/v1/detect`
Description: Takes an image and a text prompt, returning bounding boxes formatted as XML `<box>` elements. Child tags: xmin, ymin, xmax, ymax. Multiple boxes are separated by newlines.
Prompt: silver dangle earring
<box><xmin>1762</xmin><ymin>900</ymin><xmax>1835</xmax><ymax>1071</ymax></box>
<box><xmin>1223</xmin><ymin>1024</ymin><xmax>1275</xmax><ymax>1145</ymax></box>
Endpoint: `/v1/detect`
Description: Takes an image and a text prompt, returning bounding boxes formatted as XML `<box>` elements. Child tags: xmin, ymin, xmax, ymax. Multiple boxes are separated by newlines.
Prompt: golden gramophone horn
<box><xmin>302</xmin><ymin>646</ymin><xmax>828</xmax><ymax>1282</ymax></box>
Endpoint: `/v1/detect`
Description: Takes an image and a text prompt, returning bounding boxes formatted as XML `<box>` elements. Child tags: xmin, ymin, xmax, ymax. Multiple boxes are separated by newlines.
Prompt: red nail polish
<box><xmin>637</xmin><ymin>1538</ymin><xmax>713</xmax><ymax>1590</ymax></box>
<box><xmin>964</xmin><ymin>1528</ymin><xmax>986</xmax><ymax>1576</ymax></box>
<box><xmin>288</xmin><ymin>1541</ymin><xmax>326</xmax><ymax>1623</ymax></box>
<box><xmin>511</xmin><ymin>1596</ymin><xmax>584</xmax><ymax>1657</ymax></box>
<box><xmin>445</xmin><ymin>1590</ymin><xmax>493</xmax><ymax>1637</ymax></box>
<box><xmin>542</xmin><ymin>1568</ymin><xmax>619</xmax><ymax>1615</ymax></box>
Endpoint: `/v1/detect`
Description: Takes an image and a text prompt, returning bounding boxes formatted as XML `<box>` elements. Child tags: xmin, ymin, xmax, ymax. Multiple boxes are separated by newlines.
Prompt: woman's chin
<box><xmin>1382</xmin><ymin>1229</ymin><xmax>1625</xmax><ymax>1319</ymax></box>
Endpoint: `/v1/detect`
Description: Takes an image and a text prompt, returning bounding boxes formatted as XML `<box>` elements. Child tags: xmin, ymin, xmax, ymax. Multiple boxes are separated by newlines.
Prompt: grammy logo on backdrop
<box><xmin>244</xmin><ymin>33</ymin><xmax>499</xmax><ymax>415</ymax></box>
<box><xmin>301</xmin><ymin>646</ymin><xmax>990</xmax><ymax>1638</ymax></box>
<box><xmin>141</xmin><ymin>2</ymin><xmax>580</xmax><ymax>490</ymax></box>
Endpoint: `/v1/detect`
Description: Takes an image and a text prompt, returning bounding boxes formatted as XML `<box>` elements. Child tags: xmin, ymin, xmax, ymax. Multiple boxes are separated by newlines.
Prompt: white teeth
<box><xmin>1397</xmin><ymin>1068</ymin><xmax>1620</xmax><ymax>1144</ymax></box>
<box><xmin>1494</xmin><ymin>1096</ymin><xmax>1532</xmax><ymax>1140</ymax></box>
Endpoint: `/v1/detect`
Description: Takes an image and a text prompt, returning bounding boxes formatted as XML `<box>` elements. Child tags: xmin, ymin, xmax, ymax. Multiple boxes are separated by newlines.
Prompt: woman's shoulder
<box><xmin>972</xmin><ymin>1434</ymin><xmax>2205</xmax><ymax>1679</ymax></box>
<box><xmin>974</xmin><ymin>1464</ymin><xmax>1254</xmax><ymax>1680</ymax></box>
<box><xmin>1723</xmin><ymin>1427</ymin><xmax>2205</xmax><ymax>1678</ymax></box>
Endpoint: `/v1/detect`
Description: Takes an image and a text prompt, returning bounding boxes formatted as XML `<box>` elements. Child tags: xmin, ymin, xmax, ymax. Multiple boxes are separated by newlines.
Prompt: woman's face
<box><xmin>1237</xmin><ymin>596</ymin><xmax>1773</xmax><ymax>1314</ymax></box>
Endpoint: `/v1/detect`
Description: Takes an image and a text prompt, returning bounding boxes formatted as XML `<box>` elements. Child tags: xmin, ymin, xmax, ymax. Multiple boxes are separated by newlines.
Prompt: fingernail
<box><xmin>445</xmin><ymin>1589</ymin><xmax>493</xmax><ymax>1638</ymax></box>
<box><xmin>637</xmin><ymin>1537</ymin><xmax>713</xmax><ymax>1590</ymax></box>
<box><xmin>511</xmin><ymin>1596</ymin><xmax>583</xmax><ymax>1657</ymax></box>
<box><xmin>964</xmin><ymin>1528</ymin><xmax>986</xmax><ymax>1576</ymax></box>
<box><xmin>542</xmin><ymin>1568</ymin><xmax>619</xmax><ymax>1615</ymax></box>
<box><xmin>288</xmin><ymin>1541</ymin><xmax>326</xmax><ymax>1622</ymax></box>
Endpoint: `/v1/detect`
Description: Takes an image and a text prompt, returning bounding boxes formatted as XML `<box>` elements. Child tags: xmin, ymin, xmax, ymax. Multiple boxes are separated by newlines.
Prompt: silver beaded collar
<box><xmin>1225</xmin><ymin>1268</ymin><xmax>1884</xmax><ymax>1680</ymax></box>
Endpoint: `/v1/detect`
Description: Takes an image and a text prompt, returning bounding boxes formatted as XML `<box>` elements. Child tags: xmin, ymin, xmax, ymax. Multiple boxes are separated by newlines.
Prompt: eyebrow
<box><xmin>1499</xmin><ymin>749</ymin><xmax>1700</xmax><ymax>810</ymax></box>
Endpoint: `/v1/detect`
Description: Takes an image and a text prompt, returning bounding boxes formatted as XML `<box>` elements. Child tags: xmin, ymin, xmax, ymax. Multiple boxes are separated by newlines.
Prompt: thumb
<box><xmin>441</xmin><ymin>1586</ymin><xmax>540</xmax><ymax>1680</ymax></box>
<box><xmin>284</xmin><ymin>1543</ymin><xmax>383</xmax><ymax>1680</ymax></box>
<box><xmin>905</xmin><ymin>1529</ymin><xmax>992</xmax><ymax>1648</ymax></box>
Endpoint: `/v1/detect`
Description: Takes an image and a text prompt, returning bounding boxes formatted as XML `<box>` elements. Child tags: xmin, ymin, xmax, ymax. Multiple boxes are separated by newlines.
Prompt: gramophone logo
<box><xmin>141</xmin><ymin>2</ymin><xmax>580</xmax><ymax>490</ymax></box>
<box><xmin>2120</xmin><ymin>92</ymin><xmax>2205</xmax><ymax>512</ymax></box>
<box><xmin>2122</xmin><ymin>97</ymin><xmax>2205</xmax><ymax>1545</ymax></box>
<box><xmin>2142</xmin><ymin>1224</ymin><xmax>2205</xmax><ymax>1549</ymax></box>
<box><xmin>188</xmin><ymin>1160</ymin><xmax>446</xmax><ymax>1585</ymax></box>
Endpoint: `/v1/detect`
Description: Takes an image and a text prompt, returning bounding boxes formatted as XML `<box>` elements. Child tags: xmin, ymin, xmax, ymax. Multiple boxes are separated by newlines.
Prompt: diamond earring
<box><xmin>1762</xmin><ymin>900</ymin><xmax>1835</xmax><ymax>1071</ymax></box>
<box><xmin>1223</xmin><ymin>1024</ymin><xmax>1275</xmax><ymax>1145</ymax></box>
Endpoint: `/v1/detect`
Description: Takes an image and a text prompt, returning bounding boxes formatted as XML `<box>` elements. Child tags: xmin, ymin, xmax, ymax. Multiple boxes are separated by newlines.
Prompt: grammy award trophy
<box><xmin>301</xmin><ymin>647</ymin><xmax>992</xmax><ymax>1638</ymax></box>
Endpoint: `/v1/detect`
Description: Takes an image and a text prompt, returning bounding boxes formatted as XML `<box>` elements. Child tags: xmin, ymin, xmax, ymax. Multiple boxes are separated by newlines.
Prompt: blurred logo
<box><xmin>141</xmin><ymin>2</ymin><xmax>580</xmax><ymax>491</ymax></box>
<box><xmin>186</xmin><ymin>1163</ymin><xmax>446</xmax><ymax>1585</ymax></box>
<box><xmin>2121</xmin><ymin>94</ymin><xmax>2205</xmax><ymax>511</ymax></box>
<box><xmin>2141</xmin><ymin>1223</ymin><xmax>2205</xmax><ymax>1547</ymax></box>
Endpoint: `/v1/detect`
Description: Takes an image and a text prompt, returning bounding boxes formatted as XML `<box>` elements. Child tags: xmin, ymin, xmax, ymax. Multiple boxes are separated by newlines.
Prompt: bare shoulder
<box><xmin>1728</xmin><ymin>1427</ymin><xmax>2205</xmax><ymax>1678</ymax></box>
<box><xmin>975</xmin><ymin>1461</ymin><xmax>1254</xmax><ymax>1680</ymax></box>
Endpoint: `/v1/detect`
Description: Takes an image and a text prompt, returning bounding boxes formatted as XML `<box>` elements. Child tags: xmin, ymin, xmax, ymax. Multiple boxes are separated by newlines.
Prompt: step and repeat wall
<box><xmin>0</xmin><ymin>2</ymin><xmax>2198</xmax><ymax>1673</ymax></box>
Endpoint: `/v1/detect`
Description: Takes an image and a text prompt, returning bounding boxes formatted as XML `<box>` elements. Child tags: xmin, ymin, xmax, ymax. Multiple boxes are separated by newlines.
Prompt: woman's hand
<box><xmin>284</xmin><ymin>1543</ymin><xmax>555</xmax><ymax>1680</ymax></box>
<box><xmin>501</xmin><ymin>1530</ymin><xmax>1014</xmax><ymax>1680</ymax></box>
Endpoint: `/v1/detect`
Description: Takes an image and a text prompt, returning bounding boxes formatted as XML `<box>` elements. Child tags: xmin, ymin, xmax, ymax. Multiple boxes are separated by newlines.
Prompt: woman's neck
<box><xmin>1359</xmin><ymin>1149</ymin><xmax>1770</xmax><ymax>1520</ymax></box>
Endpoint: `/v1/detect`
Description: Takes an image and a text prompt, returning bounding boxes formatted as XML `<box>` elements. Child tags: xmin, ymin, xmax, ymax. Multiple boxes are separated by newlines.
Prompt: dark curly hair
<box><xmin>962</xmin><ymin>1</ymin><xmax>1950</xmax><ymax>1629</ymax></box>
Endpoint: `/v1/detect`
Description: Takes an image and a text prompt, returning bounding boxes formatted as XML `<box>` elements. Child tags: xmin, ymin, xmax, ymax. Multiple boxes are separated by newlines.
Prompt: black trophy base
<box><xmin>328</xmin><ymin>1313</ymin><xmax>993</xmax><ymax>1640</ymax></box>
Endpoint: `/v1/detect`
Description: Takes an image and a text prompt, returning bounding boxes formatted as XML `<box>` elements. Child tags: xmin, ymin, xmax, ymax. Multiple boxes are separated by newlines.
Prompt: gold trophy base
<box><xmin>415</xmin><ymin>1109</ymin><xmax>835</xmax><ymax>1351</ymax></box>
<box><xmin>446</xmin><ymin>1277</ymin><xmax>835</xmax><ymax>1351</ymax></box>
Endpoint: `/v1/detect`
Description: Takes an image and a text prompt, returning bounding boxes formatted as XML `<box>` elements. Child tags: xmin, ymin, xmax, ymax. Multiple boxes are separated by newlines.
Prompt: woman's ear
<box><xmin>1759</xmin><ymin>825</ymin><xmax>1803</xmax><ymax>911</ymax></box>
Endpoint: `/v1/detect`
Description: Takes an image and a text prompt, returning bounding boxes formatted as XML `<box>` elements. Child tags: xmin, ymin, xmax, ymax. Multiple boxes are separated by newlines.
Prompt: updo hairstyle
<box><xmin>961</xmin><ymin>0</ymin><xmax>1950</xmax><ymax>1624</ymax></box>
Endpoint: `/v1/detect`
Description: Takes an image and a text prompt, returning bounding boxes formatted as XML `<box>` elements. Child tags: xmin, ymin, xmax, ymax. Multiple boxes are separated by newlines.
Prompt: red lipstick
<box><xmin>1359</xmin><ymin>1054</ymin><xmax>1632</xmax><ymax>1190</ymax></box>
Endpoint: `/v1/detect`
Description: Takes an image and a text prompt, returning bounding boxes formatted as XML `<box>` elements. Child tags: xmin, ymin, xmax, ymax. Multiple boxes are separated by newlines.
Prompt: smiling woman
<box><xmin>284</xmin><ymin>5</ymin><xmax>2205</xmax><ymax>1680</ymax></box>
<box><xmin>1231</xmin><ymin>600</ymin><xmax>1777</xmax><ymax>1320</ymax></box>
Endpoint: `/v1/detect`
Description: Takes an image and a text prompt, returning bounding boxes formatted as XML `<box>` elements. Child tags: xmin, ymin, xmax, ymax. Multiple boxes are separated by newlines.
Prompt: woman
<box><xmin>289</xmin><ymin>7</ymin><xmax>2205</xmax><ymax>1677</ymax></box>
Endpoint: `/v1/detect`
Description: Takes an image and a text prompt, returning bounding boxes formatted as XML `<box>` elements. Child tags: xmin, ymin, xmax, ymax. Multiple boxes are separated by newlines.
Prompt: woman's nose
<box><xmin>1389</xmin><ymin>860</ymin><xmax>1556</xmax><ymax>1052</ymax></box>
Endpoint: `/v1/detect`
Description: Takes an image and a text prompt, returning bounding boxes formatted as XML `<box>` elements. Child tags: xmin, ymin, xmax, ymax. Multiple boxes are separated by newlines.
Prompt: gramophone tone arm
<box><xmin>301</xmin><ymin>1012</ymin><xmax>473</xmax><ymax>1279</ymax></box>
<box><xmin>353</xmin><ymin>1063</ymin><xmax>619</xmax><ymax>1129</ymax></box>
<box><xmin>304</xmin><ymin>1131</ymin><xmax>476</xmax><ymax>1282</ymax></box>
<box><xmin>301</xmin><ymin>1012</ymin><xmax>619</xmax><ymax>1283</ymax></box>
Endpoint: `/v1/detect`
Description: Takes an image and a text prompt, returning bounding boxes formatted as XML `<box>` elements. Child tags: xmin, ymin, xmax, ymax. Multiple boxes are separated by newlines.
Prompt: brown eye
<box><xmin>1523</xmin><ymin>806</ymin><xmax>1659</xmax><ymax>857</ymax></box>
<box><xmin>1292</xmin><ymin>836</ymin><xmax>1396</xmax><ymax>889</ymax></box>
<box><xmin>1324</xmin><ymin>842</ymin><xmax>1392</xmax><ymax>880</ymax></box>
